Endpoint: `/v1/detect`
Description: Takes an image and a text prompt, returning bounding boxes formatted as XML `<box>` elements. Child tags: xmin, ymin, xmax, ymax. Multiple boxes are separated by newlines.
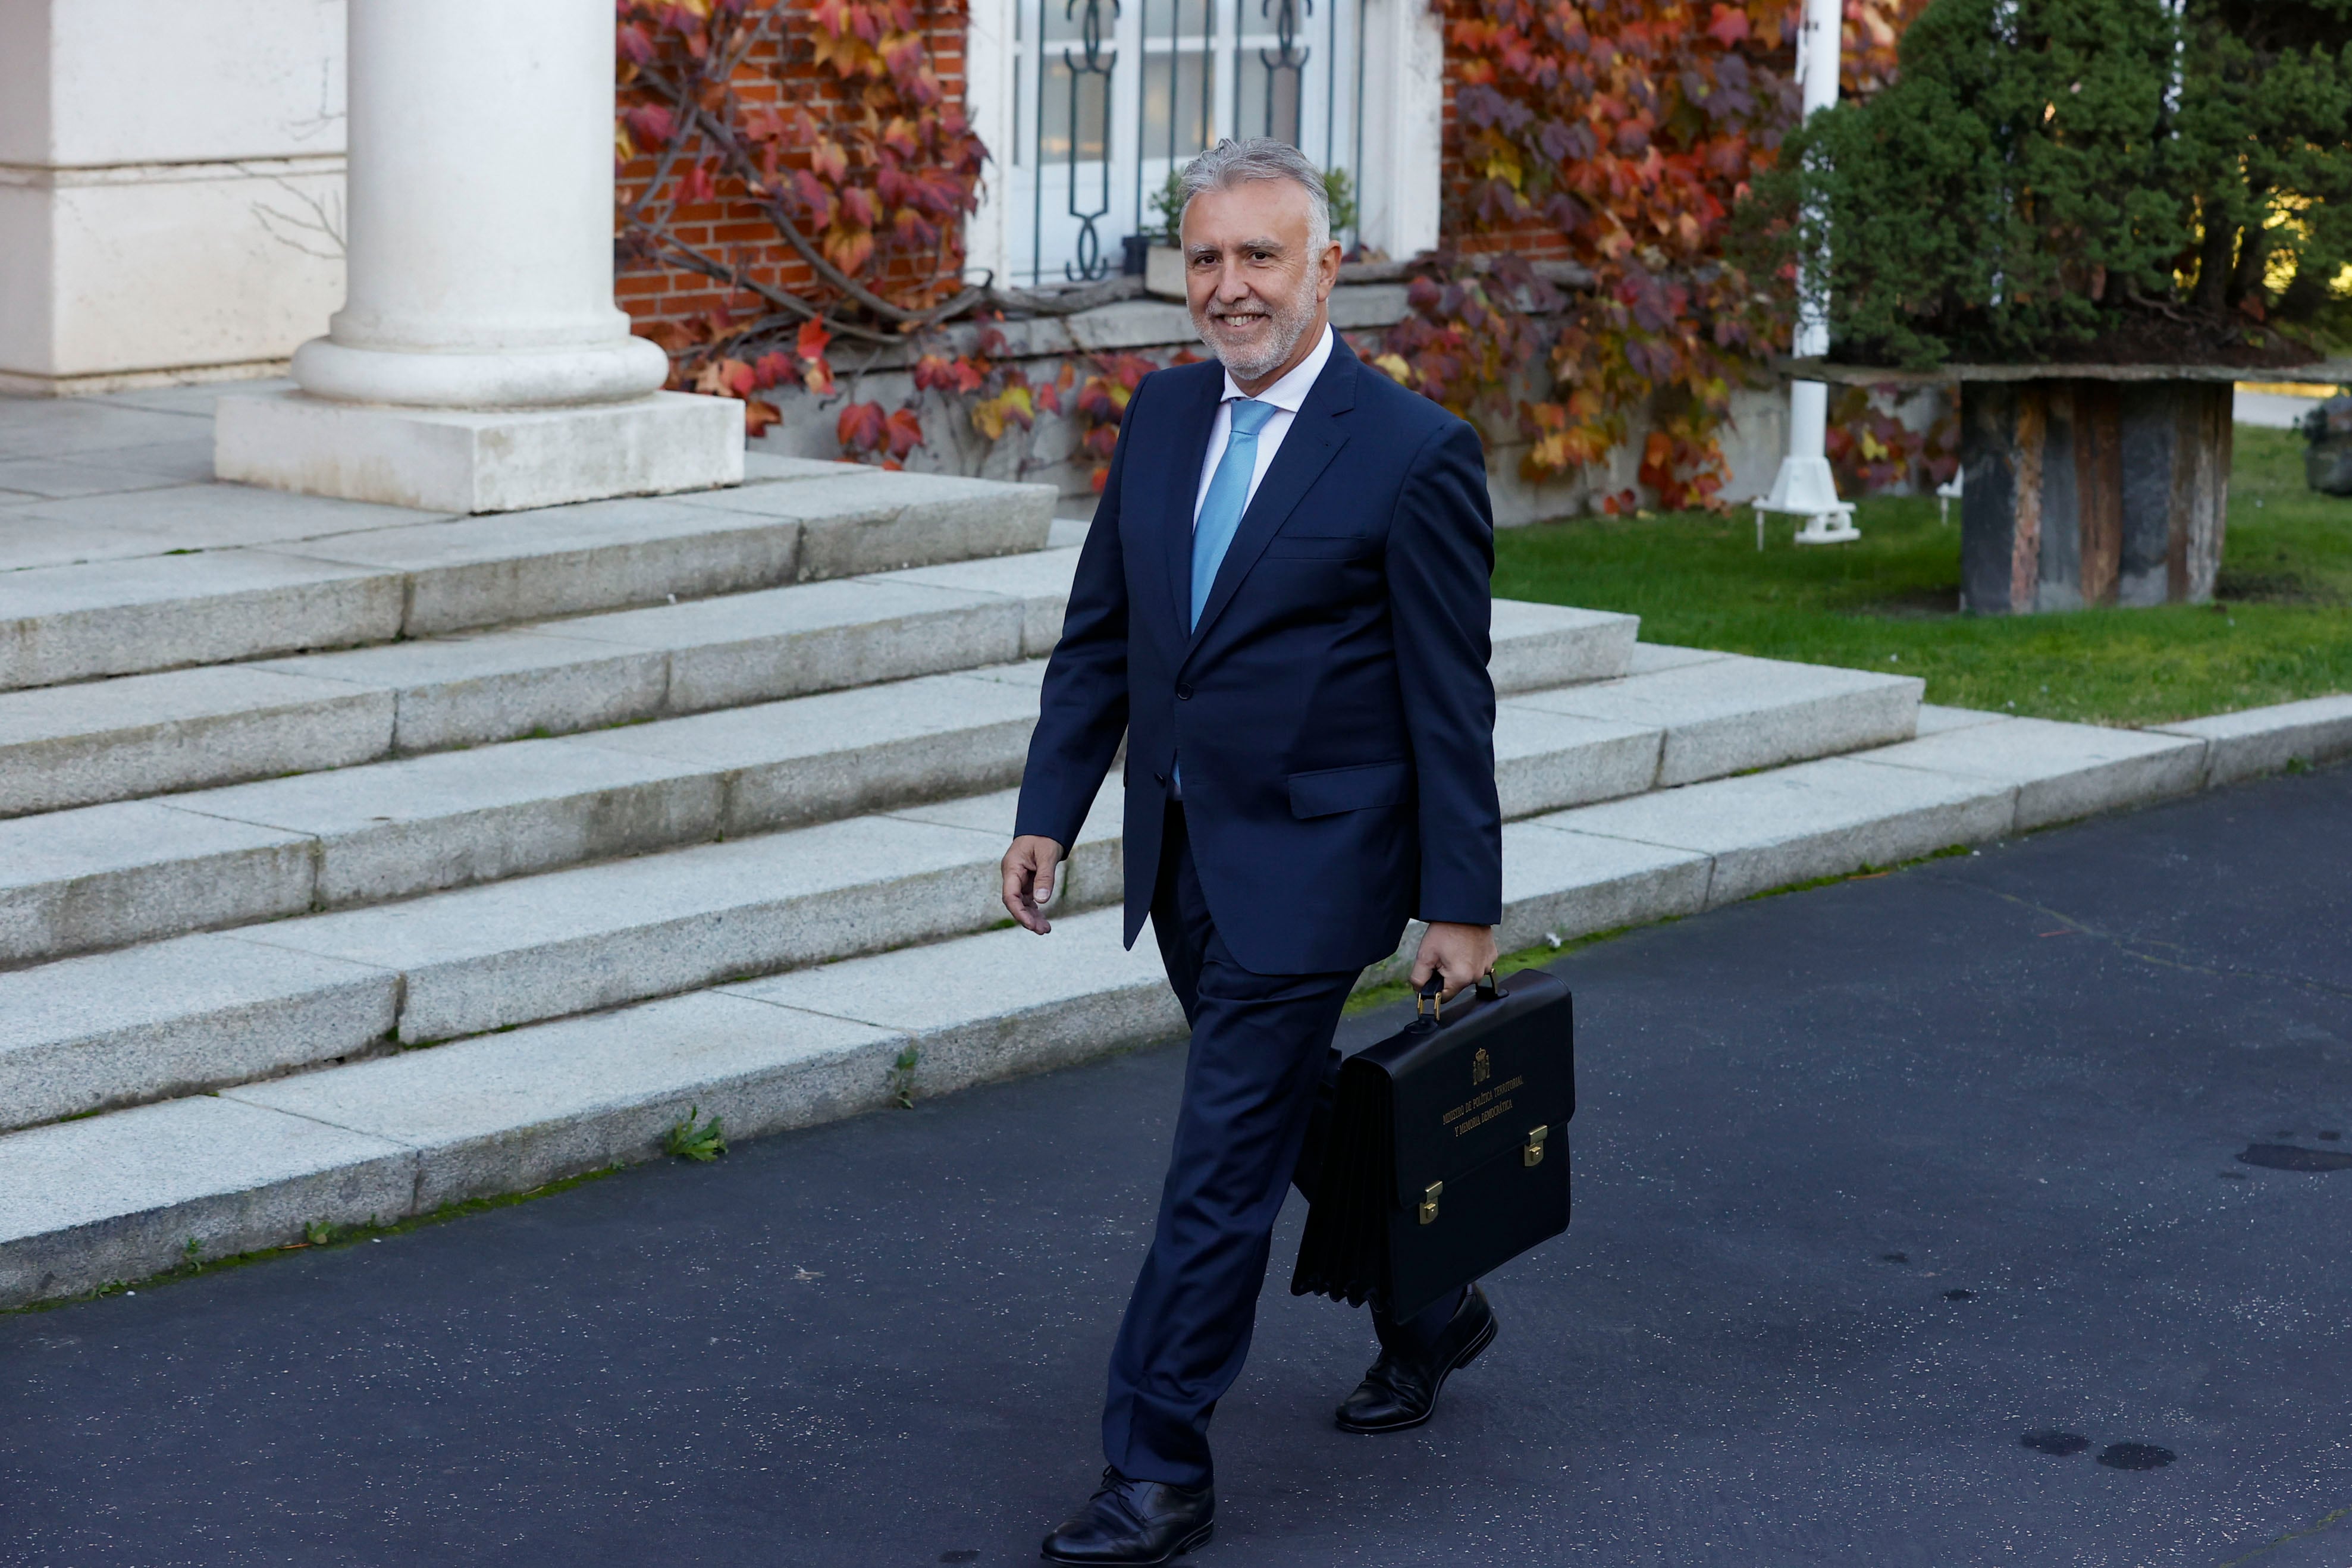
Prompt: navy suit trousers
<box><xmin>1102</xmin><ymin>803</ymin><xmax>1463</xmax><ymax>1488</ymax></box>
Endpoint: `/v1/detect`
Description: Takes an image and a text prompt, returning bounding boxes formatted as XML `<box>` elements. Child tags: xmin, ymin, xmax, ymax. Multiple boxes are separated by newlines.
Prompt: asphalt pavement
<box><xmin>5</xmin><ymin>764</ymin><xmax>2350</xmax><ymax>1567</ymax></box>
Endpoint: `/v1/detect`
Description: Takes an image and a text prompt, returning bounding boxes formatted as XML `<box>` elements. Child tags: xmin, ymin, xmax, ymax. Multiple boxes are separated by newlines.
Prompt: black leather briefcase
<box><xmin>1291</xmin><ymin>968</ymin><xmax>1574</xmax><ymax>1324</ymax></box>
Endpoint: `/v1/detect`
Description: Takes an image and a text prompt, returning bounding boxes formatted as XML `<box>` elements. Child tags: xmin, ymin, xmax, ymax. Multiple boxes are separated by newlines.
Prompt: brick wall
<box><xmin>618</xmin><ymin>14</ymin><xmax>1836</xmax><ymax>334</ymax></box>
<box><xmin>617</xmin><ymin>5</ymin><xmax>1526</xmax><ymax>346</ymax></box>
<box><xmin>1438</xmin><ymin>74</ymin><xmax>1570</xmax><ymax>263</ymax></box>
<box><xmin>617</xmin><ymin>0</ymin><xmax>970</xmax><ymax>350</ymax></box>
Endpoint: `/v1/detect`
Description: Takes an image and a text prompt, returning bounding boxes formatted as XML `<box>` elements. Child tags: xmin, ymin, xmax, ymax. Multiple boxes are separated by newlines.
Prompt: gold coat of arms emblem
<box><xmin>1470</xmin><ymin>1048</ymin><xmax>1491</xmax><ymax>1086</ymax></box>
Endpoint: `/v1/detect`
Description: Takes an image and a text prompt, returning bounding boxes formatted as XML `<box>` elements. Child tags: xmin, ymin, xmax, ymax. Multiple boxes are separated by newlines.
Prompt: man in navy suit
<box><xmin>1003</xmin><ymin>139</ymin><xmax>1503</xmax><ymax>1566</ymax></box>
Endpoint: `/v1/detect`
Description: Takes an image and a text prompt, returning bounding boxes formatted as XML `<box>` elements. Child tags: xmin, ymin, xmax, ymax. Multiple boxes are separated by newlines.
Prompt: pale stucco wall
<box><xmin>0</xmin><ymin>0</ymin><xmax>349</xmax><ymax>394</ymax></box>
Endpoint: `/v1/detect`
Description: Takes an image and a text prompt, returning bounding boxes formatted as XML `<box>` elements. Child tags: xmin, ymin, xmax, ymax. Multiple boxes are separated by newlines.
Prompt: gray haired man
<box><xmin>1016</xmin><ymin>138</ymin><xmax>1504</xmax><ymax>1565</ymax></box>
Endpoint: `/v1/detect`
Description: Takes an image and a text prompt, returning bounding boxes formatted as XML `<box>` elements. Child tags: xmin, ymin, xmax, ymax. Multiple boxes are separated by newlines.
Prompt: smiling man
<box><xmin>1002</xmin><ymin>139</ymin><xmax>1503</xmax><ymax>1564</ymax></box>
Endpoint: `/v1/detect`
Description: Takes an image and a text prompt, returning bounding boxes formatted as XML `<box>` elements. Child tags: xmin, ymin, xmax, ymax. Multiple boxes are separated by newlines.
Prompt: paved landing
<box><xmin>4</xmin><ymin>768</ymin><xmax>2349</xmax><ymax>1567</ymax></box>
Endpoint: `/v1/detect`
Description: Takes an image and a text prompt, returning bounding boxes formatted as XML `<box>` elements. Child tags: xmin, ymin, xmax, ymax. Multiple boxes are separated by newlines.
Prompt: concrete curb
<box><xmin>2154</xmin><ymin>695</ymin><xmax>2352</xmax><ymax>788</ymax></box>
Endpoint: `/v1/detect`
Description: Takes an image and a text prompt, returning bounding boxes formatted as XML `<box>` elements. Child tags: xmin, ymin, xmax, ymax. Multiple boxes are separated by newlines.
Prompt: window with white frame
<box><xmin>962</xmin><ymin>0</ymin><xmax>1441</xmax><ymax>290</ymax></box>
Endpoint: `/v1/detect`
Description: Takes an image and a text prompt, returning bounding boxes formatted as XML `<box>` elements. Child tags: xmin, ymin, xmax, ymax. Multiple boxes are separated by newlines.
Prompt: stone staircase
<box><xmin>26</xmin><ymin>443</ymin><xmax>2182</xmax><ymax>1309</ymax></box>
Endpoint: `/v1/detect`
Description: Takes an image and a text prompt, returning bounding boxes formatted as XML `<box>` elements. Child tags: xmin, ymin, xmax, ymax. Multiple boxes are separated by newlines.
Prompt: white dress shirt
<box><xmin>1190</xmin><ymin>322</ymin><xmax>1335</xmax><ymax>528</ymax></box>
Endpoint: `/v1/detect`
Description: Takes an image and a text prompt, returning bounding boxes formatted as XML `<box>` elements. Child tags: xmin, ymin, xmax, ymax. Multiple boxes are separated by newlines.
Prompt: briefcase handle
<box><xmin>1414</xmin><ymin>968</ymin><xmax>1503</xmax><ymax>1023</ymax></box>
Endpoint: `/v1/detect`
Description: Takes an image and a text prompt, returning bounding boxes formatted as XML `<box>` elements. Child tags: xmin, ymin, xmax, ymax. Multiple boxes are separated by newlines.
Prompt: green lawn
<box><xmin>1492</xmin><ymin>427</ymin><xmax>2352</xmax><ymax>727</ymax></box>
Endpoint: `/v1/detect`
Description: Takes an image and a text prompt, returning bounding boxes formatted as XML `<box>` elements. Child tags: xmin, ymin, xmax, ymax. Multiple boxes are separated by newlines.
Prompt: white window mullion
<box><xmin>1213</xmin><ymin>0</ymin><xmax>1242</xmax><ymax>145</ymax></box>
<box><xmin>1107</xmin><ymin>0</ymin><xmax>1146</xmax><ymax>255</ymax></box>
<box><xmin>963</xmin><ymin>0</ymin><xmax>1020</xmax><ymax>288</ymax></box>
<box><xmin>1352</xmin><ymin>0</ymin><xmax>1437</xmax><ymax>260</ymax></box>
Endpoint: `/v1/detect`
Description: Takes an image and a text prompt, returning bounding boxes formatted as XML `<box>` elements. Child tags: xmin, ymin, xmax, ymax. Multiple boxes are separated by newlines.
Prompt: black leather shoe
<box><xmin>1040</xmin><ymin>1467</ymin><xmax>1215</xmax><ymax>1565</ymax></box>
<box><xmin>1334</xmin><ymin>1284</ymin><xmax>1497</xmax><ymax>1434</ymax></box>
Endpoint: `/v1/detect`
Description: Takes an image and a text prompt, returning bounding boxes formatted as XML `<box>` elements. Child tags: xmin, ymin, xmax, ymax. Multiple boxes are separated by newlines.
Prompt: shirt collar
<box><xmin>1219</xmin><ymin>322</ymin><xmax>1334</xmax><ymax>414</ymax></box>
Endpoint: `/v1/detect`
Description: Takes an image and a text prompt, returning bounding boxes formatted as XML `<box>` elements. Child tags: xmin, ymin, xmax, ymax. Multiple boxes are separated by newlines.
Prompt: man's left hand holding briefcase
<box><xmin>1000</xmin><ymin>137</ymin><xmax>1572</xmax><ymax>1566</ymax></box>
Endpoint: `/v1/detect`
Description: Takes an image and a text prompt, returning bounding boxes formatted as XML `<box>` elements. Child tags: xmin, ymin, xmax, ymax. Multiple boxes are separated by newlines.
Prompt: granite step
<box><xmin>1503</xmin><ymin>646</ymin><xmax>1921</xmax><ymax>786</ymax></box>
<box><xmin>0</xmin><ymin>782</ymin><xmax>1121</xmax><ymax>1131</ymax></box>
<box><xmin>0</xmin><ymin>641</ymin><xmax>1904</xmax><ymax>1121</ymax></box>
<box><xmin>0</xmin><ymin>462</ymin><xmax>1055</xmax><ymax>691</ymax></box>
<box><xmin>0</xmin><ymin>676</ymin><xmax>1649</xmax><ymax>1115</ymax></box>
<box><xmin>0</xmin><ymin>666</ymin><xmax>1050</xmax><ymax>966</ymax></box>
<box><xmin>0</xmin><ymin>905</ymin><xmax>1202</xmax><ymax>1308</ymax></box>
<box><xmin>0</xmin><ymin>643</ymin><xmax>1876</xmax><ymax>970</ymax></box>
<box><xmin>0</xmin><ymin>552</ymin><xmax>1075</xmax><ymax>816</ymax></box>
<box><xmin>0</xmin><ymin>550</ymin><xmax>1634</xmax><ymax>816</ymax></box>
<box><xmin>4</xmin><ymin>692</ymin><xmax>2279</xmax><ymax>1309</ymax></box>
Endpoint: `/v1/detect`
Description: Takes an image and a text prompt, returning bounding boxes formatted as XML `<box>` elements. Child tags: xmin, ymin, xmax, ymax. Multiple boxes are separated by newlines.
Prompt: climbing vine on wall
<box><xmin>617</xmin><ymin>0</ymin><xmax>973</xmax><ymax>409</ymax></box>
<box><xmin>616</xmin><ymin>0</ymin><xmax>1075</xmax><ymax>462</ymax></box>
<box><xmin>616</xmin><ymin>0</ymin><xmax>1946</xmax><ymax>498</ymax></box>
<box><xmin>1371</xmin><ymin>0</ymin><xmax>1933</xmax><ymax>512</ymax></box>
<box><xmin>1824</xmin><ymin>382</ymin><xmax>1957</xmax><ymax>495</ymax></box>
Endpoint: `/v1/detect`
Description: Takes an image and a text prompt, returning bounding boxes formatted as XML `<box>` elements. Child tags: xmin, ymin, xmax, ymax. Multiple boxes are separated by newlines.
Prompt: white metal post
<box><xmin>1755</xmin><ymin>0</ymin><xmax>1856</xmax><ymax>547</ymax></box>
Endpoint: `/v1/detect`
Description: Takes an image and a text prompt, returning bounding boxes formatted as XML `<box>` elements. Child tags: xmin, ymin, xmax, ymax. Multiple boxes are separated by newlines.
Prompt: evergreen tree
<box><xmin>1750</xmin><ymin>0</ymin><xmax>2352</xmax><ymax>366</ymax></box>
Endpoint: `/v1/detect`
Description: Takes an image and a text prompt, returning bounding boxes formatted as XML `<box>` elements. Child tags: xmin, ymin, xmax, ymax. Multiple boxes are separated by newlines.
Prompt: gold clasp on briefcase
<box><xmin>1523</xmin><ymin>1125</ymin><xmax>1550</xmax><ymax>1167</ymax></box>
<box><xmin>1418</xmin><ymin>1180</ymin><xmax>1443</xmax><ymax>1225</ymax></box>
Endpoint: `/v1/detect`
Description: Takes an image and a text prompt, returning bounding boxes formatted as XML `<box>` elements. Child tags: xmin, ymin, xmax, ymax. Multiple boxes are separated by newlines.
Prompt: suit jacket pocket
<box><xmin>1263</xmin><ymin>534</ymin><xmax>1375</xmax><ymax>559</ymax></box>
<box><xmin>1289</xmin><ymin>759</ymin><xmax>1413</xmax><ymax>819</ymax></box>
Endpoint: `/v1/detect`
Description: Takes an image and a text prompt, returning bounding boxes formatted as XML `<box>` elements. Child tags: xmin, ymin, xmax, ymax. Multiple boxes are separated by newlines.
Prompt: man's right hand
<box><xmin>1001</xmin><ymin>835</ymin><xmax>1065</xmax><ymax>934</ymax></box>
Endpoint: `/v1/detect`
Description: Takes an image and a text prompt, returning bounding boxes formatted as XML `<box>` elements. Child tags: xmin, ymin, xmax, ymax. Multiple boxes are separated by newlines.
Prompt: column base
<box><xmin>212</xmin><ymin>389</ymin><xmax>745</xmax><ymax>515</ymax></box>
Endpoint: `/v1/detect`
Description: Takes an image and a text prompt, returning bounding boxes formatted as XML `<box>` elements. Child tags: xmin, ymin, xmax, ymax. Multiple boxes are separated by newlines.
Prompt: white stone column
<box><xmin>215</xmin><ymin>0</ymin><xmax>741</xmax><ymax>513</ymax></box>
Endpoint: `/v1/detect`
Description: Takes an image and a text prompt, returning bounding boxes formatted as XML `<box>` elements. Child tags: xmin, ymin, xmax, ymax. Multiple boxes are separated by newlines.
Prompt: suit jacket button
<box><xmin>1175</xmin><ymin>683</ymin><xmax>1193</xmax><ymax>700</ymax></box>
<box><xmin>1153</xmin><ymin>771</ymin><xmax>1167</xmax><ymax>785</ymax></box>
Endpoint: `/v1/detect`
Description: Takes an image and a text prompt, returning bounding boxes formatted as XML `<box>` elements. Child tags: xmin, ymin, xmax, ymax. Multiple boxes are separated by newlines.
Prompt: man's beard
<box><xmin>1194</xmin><ymin>286</ymin><xmax>1316</xmax><ymax>382</ymax></box>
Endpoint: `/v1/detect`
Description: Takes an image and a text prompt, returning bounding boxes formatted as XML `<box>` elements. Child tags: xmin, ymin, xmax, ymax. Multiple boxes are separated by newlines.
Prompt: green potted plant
<box><xmin>1145</xmin><ymin>169</ymin><xmax>1189</xmax><ymax>299</ymax></box>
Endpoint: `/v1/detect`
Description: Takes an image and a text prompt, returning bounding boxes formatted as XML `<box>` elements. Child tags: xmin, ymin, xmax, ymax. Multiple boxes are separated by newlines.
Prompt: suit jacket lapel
<box><xmin>1158</xmin><ymin>369</ymin><xmax>1223</xmax><ymax>641</ymax></box>
<box><xmin>1186</xmin><ymin>342</ymin><xmax>1359</xmax><ymax>652</ymax></box>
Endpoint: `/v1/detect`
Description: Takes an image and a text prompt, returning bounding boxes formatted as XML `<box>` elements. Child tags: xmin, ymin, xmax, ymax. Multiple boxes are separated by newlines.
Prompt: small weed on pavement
<box><xmin>664</xmin><ymin>1106</ymin><xmax>729</xmax><ymax>1162</ymax></box>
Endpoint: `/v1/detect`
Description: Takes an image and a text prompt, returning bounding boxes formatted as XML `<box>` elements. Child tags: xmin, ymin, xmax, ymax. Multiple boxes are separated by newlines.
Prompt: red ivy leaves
<box><xmin>1066</xmin><ymin>350</ymin><xmax>1199</xmax><ymax>490</ymax></box>
<box><xmin>616</xmin><ymin>0</ymin><xmax>989</xmax><ymax>445</ymax></box>
<box><xmin>1392</xmin><ymin>0</ymin><xmax>1928</xmax><ymax>509</ymax></box>
<box><xmin>836</xmin><ymin>402</ymin><xmax>926</xmax><ymax>466</ymax></box>
<box><xmin>914</xmin><ymin>353</ymin><xmax>984</xmax><ymax>394</ymax></box>
<box><xmin>620</xmin><ymin>103</ymin><xmax>675</xmax><ymax>149</ymax></box>
<box><xmin>836</xmin><ymin>400</ymin><xmax>887</xmax><ymax>453</ymax></box>
<box><xmin>1824</xmin><ymin>384</ymin><xmax>1958</xmax><ymax>496</ymax></box>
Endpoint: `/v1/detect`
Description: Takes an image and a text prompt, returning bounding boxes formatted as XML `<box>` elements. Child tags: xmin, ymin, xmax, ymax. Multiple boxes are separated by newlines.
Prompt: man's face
<box><xmin>1180</xmin><ymin>178</ymin><xmax>1341</xmax><ymax>385</ymax></box>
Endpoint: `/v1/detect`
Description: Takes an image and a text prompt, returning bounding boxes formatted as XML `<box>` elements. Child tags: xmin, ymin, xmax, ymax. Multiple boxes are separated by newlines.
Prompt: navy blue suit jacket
<box><xmin>1012</xmin><ymin>334</ymin><xmax>1502</xmax><ymax>975</ymax></box>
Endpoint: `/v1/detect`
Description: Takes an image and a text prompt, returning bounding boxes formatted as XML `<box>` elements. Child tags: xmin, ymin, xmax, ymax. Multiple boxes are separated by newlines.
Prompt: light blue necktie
<box><xmin>1172</xmin><ymin>398</ymin><xmax>1277</xmax><ymax>798</ymax></box>
<box><xmin>1191</xmin><ymin>398</ymin><xmax>1278</xmax><ymax>630</ymax></box>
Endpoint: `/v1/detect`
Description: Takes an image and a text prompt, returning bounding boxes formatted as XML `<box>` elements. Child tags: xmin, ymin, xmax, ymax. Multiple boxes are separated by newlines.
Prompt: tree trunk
<box><xmin>1959</xmin><ymin>378</ymin><xmax>2229</xmax><ymax>613</ymax></box>
<box><xmin>2193</xmin><ymin>218</ymin><xmax>2235</xmax><ymax>313</ymax></box>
